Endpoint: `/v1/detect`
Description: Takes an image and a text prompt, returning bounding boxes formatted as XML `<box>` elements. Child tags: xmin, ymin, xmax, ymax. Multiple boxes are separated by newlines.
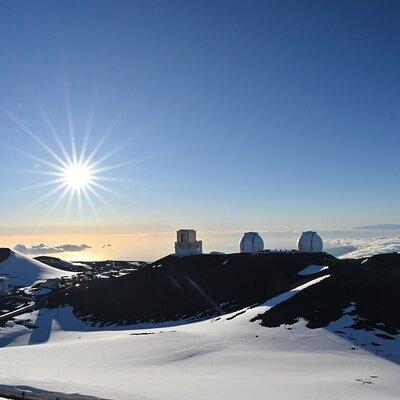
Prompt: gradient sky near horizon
<box><xmin>1</xmin><ymin>1</ymin><xmax>400</xmax><ymax>260</ymax></box>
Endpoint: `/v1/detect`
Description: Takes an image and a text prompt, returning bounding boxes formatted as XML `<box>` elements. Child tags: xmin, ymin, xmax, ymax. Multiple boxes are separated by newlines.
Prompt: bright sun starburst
<box><xmin>63</xmin><ymin>163</ymin><xmax>93</xmax><ymax>191</ymax></box>
<box><xmin>1</xmin><ymin>93</ymin><xmax>140</xmax><ymax>226</ymax></box>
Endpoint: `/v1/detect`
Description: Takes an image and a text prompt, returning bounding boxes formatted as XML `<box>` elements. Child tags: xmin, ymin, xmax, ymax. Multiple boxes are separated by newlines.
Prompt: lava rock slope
<box><xmin>252</xmin><ymin>257</ymin><xmax>400</xmax><ymax>336</ymax></box>
<box><xmin>44</xmin><ymin>252</ymin><xmax>337</xmax><ymax>326</ymax></box>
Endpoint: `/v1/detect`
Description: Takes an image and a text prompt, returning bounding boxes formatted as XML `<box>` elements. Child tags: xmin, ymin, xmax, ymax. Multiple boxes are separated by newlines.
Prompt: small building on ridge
<box><xmin>175</xmin><ymin>229</ymin><xmax>203</xmax><ymax>256</ymax></box>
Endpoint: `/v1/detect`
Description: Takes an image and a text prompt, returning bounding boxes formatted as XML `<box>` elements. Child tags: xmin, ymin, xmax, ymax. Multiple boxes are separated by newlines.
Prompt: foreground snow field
<box><xmin>0</xmin><ymin>275</ymin><xmax>399</xmax><ymax>400</ymax></box>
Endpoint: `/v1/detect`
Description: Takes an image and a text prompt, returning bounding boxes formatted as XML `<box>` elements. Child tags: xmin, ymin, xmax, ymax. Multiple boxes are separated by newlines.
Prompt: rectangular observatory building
<box><xmin>175</xmin><ymin>229</ymin><xmax>202</xmax><ymax>256</ymax></box>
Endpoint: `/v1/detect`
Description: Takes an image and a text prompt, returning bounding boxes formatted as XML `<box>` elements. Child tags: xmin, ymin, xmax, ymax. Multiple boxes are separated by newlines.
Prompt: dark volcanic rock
<box><xmin>34</xmin><ymin>256</ymin><xmax>87</xmax><ymax>272</ymax></box>
<box><xmin>252</xmin><ymin>261</ymin><xmax>400</xmax><ymax>336</ymax></box>
<box><xmin>361</xmin><ymin>252</ymin><xmax>400</xmax><ymax>273</ymax></box>
<box><xmin>0</xmin><ymin>248</ymin><xmax>11</xmax><ymax>263</ymax></box>
<box><xmin>44</xmin><ymin>252</ymin><xmax>337</xmax><ymax>326</ymax></box>
<box><xmin>36</xmin><ymin>250</ymin><xmax>400</xmax><ymax>337</ymax></box>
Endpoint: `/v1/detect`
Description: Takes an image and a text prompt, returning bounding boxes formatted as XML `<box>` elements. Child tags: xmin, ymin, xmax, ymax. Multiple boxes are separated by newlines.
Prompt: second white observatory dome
<box><xmin>240</xmin><ymin>232</ymin><xmax>264</xmax><ymax>253</ymax></box>
<box><xmin>297</xmin><ymin>231</ymin><xmax>323</xmax><ymax>252</ymax></box>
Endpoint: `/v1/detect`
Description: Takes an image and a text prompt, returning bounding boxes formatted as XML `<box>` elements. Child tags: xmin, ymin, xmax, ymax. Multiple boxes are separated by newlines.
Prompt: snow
<box><xmin>0</xmin><ymin>250</ymin><xmax>75</xmax><ymax>289</ymax></box>
<box><xmin>298</xmin><ymin>264</ymin><xmax>329</xmax><ymax>276</ymax></box>
<box><xmin>0</xmin><ymin>274</ymin><xmax>399</xmax><ymax>400</ymax></box>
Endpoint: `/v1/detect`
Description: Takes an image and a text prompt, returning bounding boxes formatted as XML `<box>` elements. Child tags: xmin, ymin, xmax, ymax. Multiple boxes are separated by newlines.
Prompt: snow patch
<box><xmin>298</xmin><ymin>264</ymin><xmax>329</xmax><ymax>276</ymax></box>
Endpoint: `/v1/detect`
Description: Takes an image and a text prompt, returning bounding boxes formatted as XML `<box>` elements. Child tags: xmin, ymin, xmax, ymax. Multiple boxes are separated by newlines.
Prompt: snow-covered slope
<box><xmin>0</xmin><ymin>275</ymin><xmax>399</xmax><ymax>400</ymax></box>
<box><xmin>0</xmin><ymin>249</ymin><xmax>74</xmax><ymax>289</ymax></box>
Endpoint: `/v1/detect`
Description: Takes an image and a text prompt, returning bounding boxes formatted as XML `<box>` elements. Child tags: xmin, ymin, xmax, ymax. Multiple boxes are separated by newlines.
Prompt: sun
<box><xmin>63</xmin><ymin>163</ymin><xmax>93</xmax><ymax>191</ymax></box>
<box><xmin>1</xmin><ymin>95</ymin><xmax>140</xmax><ymax>224</ymax></box>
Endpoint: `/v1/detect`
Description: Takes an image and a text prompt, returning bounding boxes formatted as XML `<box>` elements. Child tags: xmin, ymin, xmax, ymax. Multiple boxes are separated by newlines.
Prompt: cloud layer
<box><xmin>353</xmin><ymin>224</ymin><xmax>400</xmax><ymax>230</ymax></box>
<box><xmin>326</xmin><ymin>237</ymin><xmax>400</xmax><ymax>259</ymax></box>
<box><xmin>14</xmin><ymin>243</ymin><xmax>92</xmax><ymax>255</ymax></box>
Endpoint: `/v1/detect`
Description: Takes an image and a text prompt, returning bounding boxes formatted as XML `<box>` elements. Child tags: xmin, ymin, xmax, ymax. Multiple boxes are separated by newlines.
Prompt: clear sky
<box><xmin>0</xmin><ymin>1</ymin><xmax>400</xmax><ymax>260</ymax></box>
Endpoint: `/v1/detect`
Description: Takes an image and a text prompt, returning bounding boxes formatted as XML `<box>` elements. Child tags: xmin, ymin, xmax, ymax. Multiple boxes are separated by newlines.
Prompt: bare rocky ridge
<box><xmin>44</xmin><ymin>252</ymin><xmax>338</xmax><ymax>325</ymax></box>
<box><xmin>252</xmin><ymin>260</ymin><xmax>400</xmax><ymax>336</ymax></box>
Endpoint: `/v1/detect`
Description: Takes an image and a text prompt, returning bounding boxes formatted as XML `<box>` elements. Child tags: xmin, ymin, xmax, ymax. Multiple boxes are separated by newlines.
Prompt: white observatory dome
<box><xmin>240</xmin><ymin>232</ymin><xmax>264</xmax><ymax>253</ymax></box>
<box><xmin>297</xmin><ymin>231</ymin><xmax>323</xmax><ymax>252</ymax></box>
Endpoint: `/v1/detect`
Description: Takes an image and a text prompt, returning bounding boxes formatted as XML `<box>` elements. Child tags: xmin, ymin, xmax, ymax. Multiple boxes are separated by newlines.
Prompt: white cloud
<box><xmin>326</xmin><ymin>237</ymin><xmax>400</xmax><ymax>259</ymax></box>
<box><xmin>14</xmin><ymin>243</ymin><xmax>92</xmax><ymax>255</ymax></box>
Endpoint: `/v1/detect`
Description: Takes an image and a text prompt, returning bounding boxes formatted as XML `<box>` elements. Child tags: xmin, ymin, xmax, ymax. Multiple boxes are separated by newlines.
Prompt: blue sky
<box><xmin>1</xmin><ymin>0</ymin><xmax>400</xmax><ymax>250</ymax></box>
